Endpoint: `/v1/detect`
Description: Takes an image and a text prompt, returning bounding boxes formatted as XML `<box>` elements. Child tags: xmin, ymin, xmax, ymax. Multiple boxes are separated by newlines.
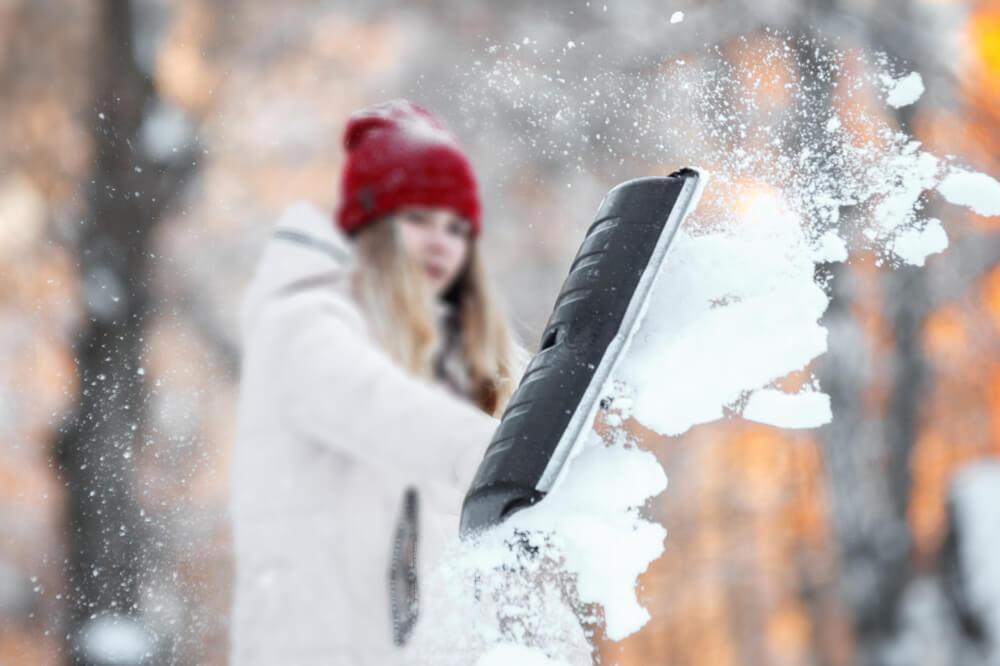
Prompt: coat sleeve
<box><xmin>271</xmin><ymin>281</ymin><xmax>499</xmax><ymax>491</ymax></box>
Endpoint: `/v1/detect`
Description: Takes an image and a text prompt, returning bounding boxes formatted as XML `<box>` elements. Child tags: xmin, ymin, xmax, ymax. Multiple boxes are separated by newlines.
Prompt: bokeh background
<box><xmin>1</xmin><ymin>0</ymin><xmax>998</xmax><ymax>664</ymax></box>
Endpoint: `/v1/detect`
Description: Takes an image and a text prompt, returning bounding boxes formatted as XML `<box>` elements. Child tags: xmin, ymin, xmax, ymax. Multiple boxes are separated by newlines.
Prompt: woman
<box><xmin>230</xmin><ymin>100</ymin><xmax>525</xmax><ymax>665</ymax></box>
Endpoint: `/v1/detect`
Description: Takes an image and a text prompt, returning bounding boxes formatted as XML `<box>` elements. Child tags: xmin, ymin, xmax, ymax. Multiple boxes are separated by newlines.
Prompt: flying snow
<box><xmin>409</xmin><ymin>35</ymin><xmax>1000</xmax><ymax>666</ymax></box>
<box><xmin>883</xmin><ymin>71</ymin><xmax>925</xmax><ymax>108</ymax></box>
<box><xmin>937</xmin><ymin>169</ymin><xmax>1000</xmax><ymax>217</ymax></box>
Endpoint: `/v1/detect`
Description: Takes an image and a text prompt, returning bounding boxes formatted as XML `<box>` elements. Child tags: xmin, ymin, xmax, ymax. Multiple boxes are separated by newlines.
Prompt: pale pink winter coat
<box><xmin>230</xmin><ymin>202</ymin><xmax>498</xmax><ymax>665</ymax></box>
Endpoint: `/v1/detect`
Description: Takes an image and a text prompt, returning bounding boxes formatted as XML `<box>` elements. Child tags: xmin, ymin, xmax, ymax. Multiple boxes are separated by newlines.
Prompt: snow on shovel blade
<box><xmin>460</xmin><ymin>168</ymin><xmax>705</xmax><ymax>537</ymax></box>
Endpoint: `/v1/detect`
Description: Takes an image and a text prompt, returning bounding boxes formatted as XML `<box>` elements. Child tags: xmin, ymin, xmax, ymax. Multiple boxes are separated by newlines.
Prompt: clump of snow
<box><xmin>937</xmin><ymin>169</ymin><xmax>1000</xmax><ymax>217</ymax></box>
<box><xmin>508</xmin><ymin>438</ymin><xmax>668</xmax><ymax>640</ymax></box>
<box><xmin>743</xmin><ymin>388</ymin><xmax>832</xmax><ymax>429</ymax></box>
<box><xmin>882</xmin><ymin>71</ymin><xmax>925</xmax><ymax>108</ymax></box>
<box><xmin>812</xmin><ymin>230</ymin><xmax>848</xmax><ymax>262</ymax></box>
<box><xmin>412</xmin><ymin>433</ymin><xmax>666</xmax><ymax>664</ymax></box>
<box><xmin>670</xmin><ymin>11</ymin><xmax>684</xmax><ymax>24</ymax></box>
<box><xmin>870</xmin><ymin>144</ymin><xmax>941</xmax><ymax>239</ymax></box>
<box><xmin>891</xmin><ymin>218</ymin><xmax>948</xmax><ymax>267</ymax></box>
<box><xmin>618</xmin><ymin>192</ymin><xmax>831</xmax><ymax>436</ymax></box>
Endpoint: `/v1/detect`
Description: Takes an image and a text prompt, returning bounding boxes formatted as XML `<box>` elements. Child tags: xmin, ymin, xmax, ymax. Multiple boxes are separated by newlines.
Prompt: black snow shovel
<box><xmin>460</xmin><ymin>168</ymin><xmax>704</xmax><ymax>537</ymax></box>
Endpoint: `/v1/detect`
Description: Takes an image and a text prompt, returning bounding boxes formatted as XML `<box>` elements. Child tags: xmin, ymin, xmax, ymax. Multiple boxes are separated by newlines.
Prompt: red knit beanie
<box><xmin>335</xmin><ymin>100</ymin><xmax>482</xmax><ymax>237</ymax></box>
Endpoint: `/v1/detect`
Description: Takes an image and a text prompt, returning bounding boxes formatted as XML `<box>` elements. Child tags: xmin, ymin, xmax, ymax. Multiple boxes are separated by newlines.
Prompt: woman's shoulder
<box><xmin>240</xmin><ymin>201</ymin><xmax>366</xmax><ymax>336</ymax></box>
<box><xmin>272</xmin><ymin>201</ymin><xmax>354</xmax><ymax>263</ymax></box>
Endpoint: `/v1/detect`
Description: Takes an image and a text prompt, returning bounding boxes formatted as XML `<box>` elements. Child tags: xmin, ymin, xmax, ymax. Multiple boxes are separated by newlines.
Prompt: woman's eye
<box><xmin>447</xmin><ymin>220</ymin><xmax>471</xmax><ymax>238</ymax></box>
<box><xmin>402</xmin><ymin>210</ymin><xmax>428</xmax><ymax>224</ymax></box>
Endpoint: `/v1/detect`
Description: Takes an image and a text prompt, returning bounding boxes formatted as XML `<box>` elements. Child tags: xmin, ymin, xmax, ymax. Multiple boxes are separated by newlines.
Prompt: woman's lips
<box><xmin>424</xmin><ymin>264</ymin><xmax>446</xmax><ymax>281</ymax></box>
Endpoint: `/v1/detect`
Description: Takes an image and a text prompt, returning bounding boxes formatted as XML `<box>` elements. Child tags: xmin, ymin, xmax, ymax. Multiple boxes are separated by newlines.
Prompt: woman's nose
<box><xmin>425</xmin><ymin>223</ymin><xmax>450</xmax><ymax>254</ymax></box>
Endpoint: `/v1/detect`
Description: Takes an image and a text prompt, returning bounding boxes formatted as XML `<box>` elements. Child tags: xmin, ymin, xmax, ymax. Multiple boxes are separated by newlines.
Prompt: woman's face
<box><xmin>395</xmin><ymin>206</ymin><xmax>473</xmax><ymax>297</ymax></box>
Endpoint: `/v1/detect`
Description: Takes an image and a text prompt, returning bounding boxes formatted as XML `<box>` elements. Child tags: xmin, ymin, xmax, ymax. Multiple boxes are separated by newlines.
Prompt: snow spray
<box><xmin>408</xmin><ymin>36</ymin><xmax>1000</xmax><ymax>666</ymax></box>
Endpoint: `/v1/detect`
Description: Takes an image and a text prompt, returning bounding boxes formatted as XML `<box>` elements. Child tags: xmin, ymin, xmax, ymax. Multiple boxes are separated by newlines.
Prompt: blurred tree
<box><xmin>811</xmin><ymin>0</ymin><xmax>1000</xmax><ymax>663</ymax></box>
<box><xmin>53</xmin><ymin>1</ymin><xmax>198</xmax><ymax>663</ymax></box>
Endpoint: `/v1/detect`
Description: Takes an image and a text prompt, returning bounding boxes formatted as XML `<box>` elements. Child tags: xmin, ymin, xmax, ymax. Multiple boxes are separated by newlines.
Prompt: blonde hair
<box><xmin>351</xmin><ymin>217</ymin><xmax>526</xmax><ymax>417</ymax></box>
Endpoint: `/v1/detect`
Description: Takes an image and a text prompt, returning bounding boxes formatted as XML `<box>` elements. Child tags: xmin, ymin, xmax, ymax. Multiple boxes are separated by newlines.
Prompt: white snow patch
<box><xmin>937</xmin><ymin>169</ymin><xmax>1000</xmax><ymax>216</ymax></box>
<box><xmin>743</xmin><ymin>388</ymin><xmax>832</xmax><ymax>429</ymax></box>
<box><xmin>670</xmin><ymin>11</ymin><xmax>685</xmax><ymax>24</ymax></box>
<box><xmin>891</xmin><ymin>218</ymin><xmax>948</xmax><ymax>266</ymax></box>
<box><xmin>812</xmin><ymin>230</ymin><xmax>848</xmax><ymax>262</ymax></box>
<box><xmin>872</xmin><ymin>146</ymin><xmax>940</xmax><ymax>237</ymax></box>
<box><xmin>883</xmin><ymin>71</ymin><xmax>925</xmax><ymax>108</ymax></box>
